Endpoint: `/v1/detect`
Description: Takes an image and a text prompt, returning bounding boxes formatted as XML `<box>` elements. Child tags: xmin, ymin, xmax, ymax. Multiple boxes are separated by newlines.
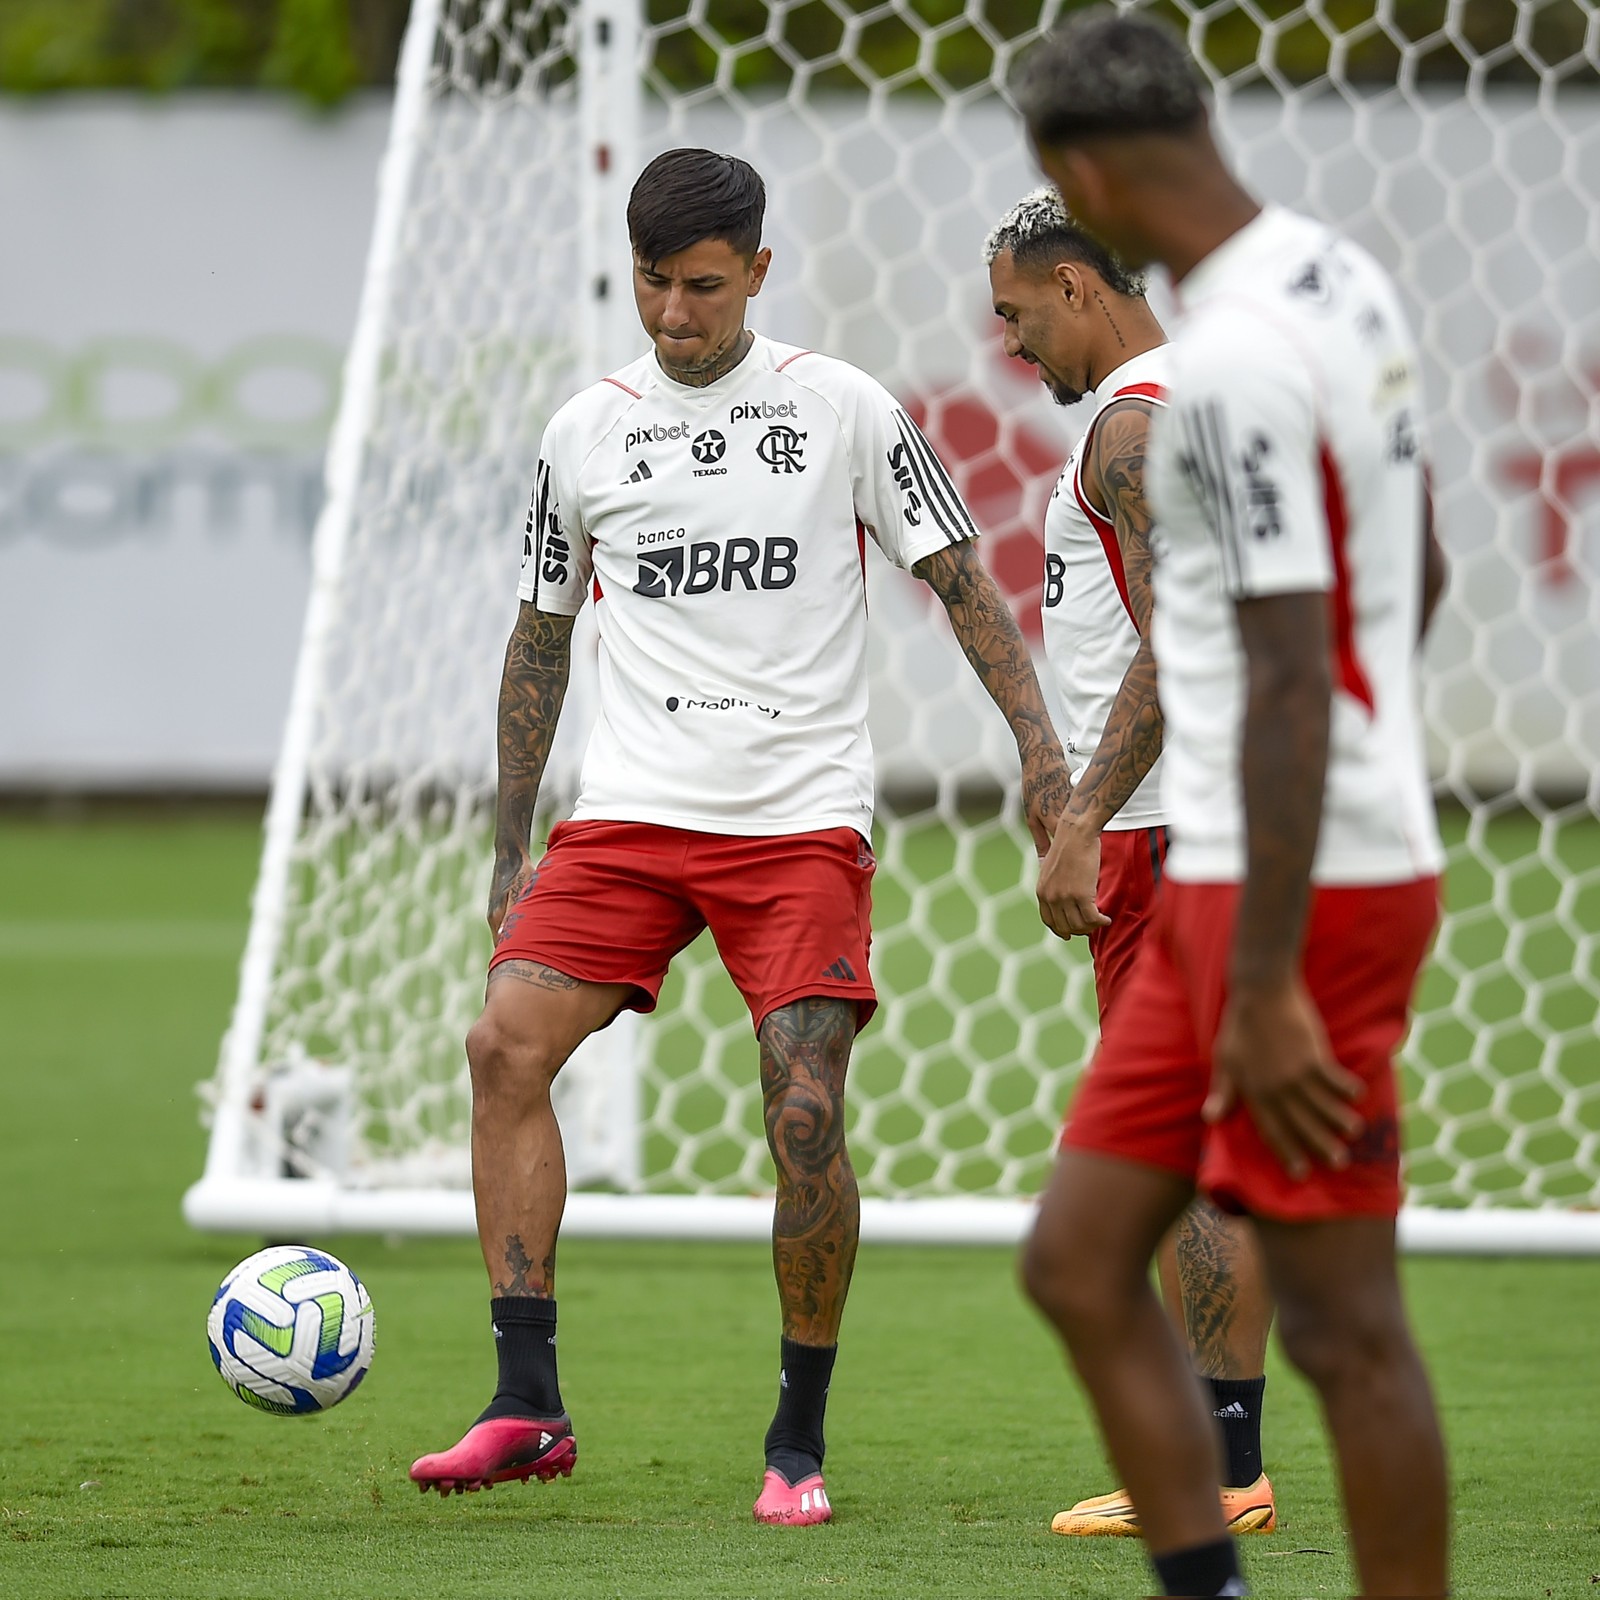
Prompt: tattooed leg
<box><xmin>465</xmin><ymin>962</ymin><xmax>632</xmax><ymax>1298</ymax></box>
<box><xmin>758</xmin><ymin>997</ymin><xmax>861</xmax><ymax>1344</ymax></box>
<box><xmin>1170</xmin><ymin>1197</ymin><xmax>1273</xmax><ymax>1379</ymax></box>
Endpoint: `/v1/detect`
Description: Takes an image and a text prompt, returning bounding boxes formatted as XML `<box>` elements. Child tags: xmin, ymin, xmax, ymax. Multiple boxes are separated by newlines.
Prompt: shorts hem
<box><xmin>1205</xmin><ymin>1182</ymin><xmax>1401</xmax><ymax>1224</ymax></box>
<box><xmin>754</xmin><ymin>981</ymin><xmax>878</xmax><ymax>1036</ymax></box>
<box><xmin>1058</xmin><ymin>1127</ymin><xmax>1199</xmax><ymax>1186</ymax></box>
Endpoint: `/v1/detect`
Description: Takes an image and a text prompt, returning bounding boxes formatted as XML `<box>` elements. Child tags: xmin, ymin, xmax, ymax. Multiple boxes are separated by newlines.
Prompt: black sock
<box><xmin>1151</xmin><ymin>1536</ymin><xmax>1246</xmax><ymax>1597</ymax></box>
<box><xmin>763</xmin><ymin>1337</ymin><xmax>836</xmax><ymax>1483</ymax></box>
<box><xmin>1207</xmin><ymin>1375</ymin><xmax>1266</xmax><ymax>1488</ymax></box>
<box><xmin>477</xmin><ymin>1297</ymin><xmax>564</xmax><ymax>1422</ymax></box>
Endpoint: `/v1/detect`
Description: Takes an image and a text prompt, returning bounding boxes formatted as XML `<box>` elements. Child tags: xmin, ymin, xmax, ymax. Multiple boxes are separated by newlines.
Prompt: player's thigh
<box><xmin>1061</xmin><ymin>906</ymin><xmax>1209</xmax><ymax>1178</ymax></box>
<box><xmin>492</xmin><ymin>819</ymin><xmax>706</xmax><ymax>1017</ymax></box>
<box><xmin>1086</xmin><ymin>825</ymin><xmax>1166</xmax><ymax>1026</ymax></box>
<box><xmin>1250</xmin><ymin>1214</ymin><xmax>1409</xmax><ymax>1376</ymax></box>
<box><xmin>689</xmin><ymin>826</ymin><xmax>877</xmax><ymax>1032</ymax></box>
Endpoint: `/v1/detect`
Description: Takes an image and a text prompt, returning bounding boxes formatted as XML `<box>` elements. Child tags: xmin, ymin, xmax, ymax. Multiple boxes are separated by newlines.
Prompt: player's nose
<box><xmin>1002</xmin><ymin>327</ymin><xmax>1024</xmax><ymax>360</ymax></box>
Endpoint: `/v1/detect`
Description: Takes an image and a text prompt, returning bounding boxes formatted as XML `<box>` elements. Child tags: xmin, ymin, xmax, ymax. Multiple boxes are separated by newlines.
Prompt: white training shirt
<box><xmin>1146</xmin><ymin>205</ymin><xmax>1444</xmax><ymax>885</ymax></box>
<box><xmin>1041</xmin><ymin>346</ymin><xmax>1171</xmax><ymax>831</ymax></box>
<box><xmin>518</xmin><ymin>333</ymin><xmax>975</xmax><ymax>836</ymax></box>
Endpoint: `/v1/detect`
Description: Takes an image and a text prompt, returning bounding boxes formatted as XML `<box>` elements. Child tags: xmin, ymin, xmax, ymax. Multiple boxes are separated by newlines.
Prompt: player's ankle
<box><xmin>1150</xmin><ymin>1536</ymin><xmax>1245</xmax><ymax>1597</ymax></box>
<box><xmin>483</xmin><ymin>1296</ymin><xmax>564</xmax><ymax>1418</ymax></box>
<box><xmin>763</xmin><ymin>1337</ymin><xmax>836</xmax><ymax>1482</ymax></box>
<box><xmin>1206</xmin><ymin>1374</ymin><xmax>1266</xmax><ymax>1488</ymax></box>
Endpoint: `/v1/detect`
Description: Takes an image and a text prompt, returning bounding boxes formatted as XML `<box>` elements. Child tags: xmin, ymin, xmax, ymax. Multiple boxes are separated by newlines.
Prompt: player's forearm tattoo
<box><xmin>492</xmin><ymin>604</ymin><xmax>575</xmax><ymax>908</ymax></box>
<box><xmin>914</xmin><ymin>542</ymin><xmax>1069</xmax><ymax>810</ymax></box>
<box><xmin>1174</xmin><ymin>1199</ymin><xmax>1245</xmax><ymax>1379</ymax></box>
<box><xmin>494</xmin><ymin>1232</ymin><xmax>556</xmax><ymax>1299</ymax></box>
<box><xmin>1065</xmin><ymin>402</ymin><xmax>1165</xmax><ymax>829</ymax></box>
<box><xmin>759</xmin><ymin>998</ymin><xmax>860</xmax><ymax>1342</ymax></box>
<box><xmin>1232</xmin><ymin>591</ymin><xmax>1332</xmax><ymax>988</ymax></box>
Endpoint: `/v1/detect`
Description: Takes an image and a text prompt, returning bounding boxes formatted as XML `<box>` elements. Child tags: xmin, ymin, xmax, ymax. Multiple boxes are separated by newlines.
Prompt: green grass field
<box><xmin>2</xmin><ymin>811</ymin><xmax>1598</xmax><ymax>1599</ymax></box>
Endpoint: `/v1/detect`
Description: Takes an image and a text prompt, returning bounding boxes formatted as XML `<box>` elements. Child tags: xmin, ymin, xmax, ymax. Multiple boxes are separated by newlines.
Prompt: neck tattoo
<box><xmin>661</xmin><ymin>328</ymin><xmax>754</xmax><ymax>388</ymax></box>
<box><xmin>1094</xmin><ymin>289</ymin><xmax>1128</xmax><ymax>350</ymax></box>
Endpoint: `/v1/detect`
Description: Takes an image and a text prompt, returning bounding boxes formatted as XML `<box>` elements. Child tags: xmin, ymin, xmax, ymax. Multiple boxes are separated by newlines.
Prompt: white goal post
<box><xmin>185</xmin><ymin>0</ymin><xmax>1600</xmax><ymax>1252</ymax></box>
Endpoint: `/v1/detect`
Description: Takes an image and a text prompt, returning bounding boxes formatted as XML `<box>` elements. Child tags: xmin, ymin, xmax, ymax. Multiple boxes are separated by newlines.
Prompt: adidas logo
<box><xmin>822</xmin><ymin>957</ymin><xmax>857</xmax><ymax>982</ymax></box>
<box><xmin>1214</xmin><ymin>1401</ymin><xmax>1249</xmax><ymax>1420</ymax></box>
<box><xmin>799</xmin><ymin>1486</ymin><xmax>830</xmax><ymax>1514</ymax></box>
<box><xmin>624</xmin><ymin>459</ymin><xmax>653</xmax><ymax>483</ymax></box>
<box><xmin>492</xmin><ymin>1322</ymin><xmax>502</xmax><ymax>1340</ymax></box>
<box><xmin>779</xmin><ymin>1369</ymin><xmax>788</xmax><ymax>1389</ymax></box>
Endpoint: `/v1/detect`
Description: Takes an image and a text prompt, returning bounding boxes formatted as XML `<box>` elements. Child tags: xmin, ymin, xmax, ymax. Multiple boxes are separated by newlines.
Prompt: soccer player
<box><xmin>409</xmin><ymin>148</ymin><xmax>1072</xmax><ymax>1526</ymax></box>
<box><xmin>984</xmin><ymin>188</ymin><xmax>1278</xmax><ymax>1539</ymax></box>
<box><xmin>1012</xmin><ymin>12</ymin><xmax>1451</xmax><ymax>1599</ymax></box>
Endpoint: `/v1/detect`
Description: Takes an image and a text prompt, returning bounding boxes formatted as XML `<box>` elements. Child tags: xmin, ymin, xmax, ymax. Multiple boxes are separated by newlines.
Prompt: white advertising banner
<box><xmin>1</xmin><ymin>91</ymin><xmax>1593</xmax><ymax>792</ymax></box>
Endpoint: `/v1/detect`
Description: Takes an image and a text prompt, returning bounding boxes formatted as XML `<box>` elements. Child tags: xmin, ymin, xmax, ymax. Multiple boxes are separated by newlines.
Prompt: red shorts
<box><xmin>1086</xmin><ymin>825</ymin><xmax>1169</xmax><ymax>1025</ymax></box>
<box><xmin>490</xmin><ymin>820</ymin><xmax>877</xmax><ymax>1032</ymax></box>
<box><xmin>1063</xmin><ymin>876</ymin><xmax>1441</xmax><ymax>1222</ymax></box>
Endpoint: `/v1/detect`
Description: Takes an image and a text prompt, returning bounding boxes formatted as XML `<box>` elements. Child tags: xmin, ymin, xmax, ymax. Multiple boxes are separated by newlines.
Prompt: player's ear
<box><xmin>746</xmin><ymin>246</ymin><xmax>772</xmax><ymax>297</ymax></box>
<box><xmin>1055</xmin><ymin>260</ymin><xmax>1088</xmax><ymax>313</ymax></box>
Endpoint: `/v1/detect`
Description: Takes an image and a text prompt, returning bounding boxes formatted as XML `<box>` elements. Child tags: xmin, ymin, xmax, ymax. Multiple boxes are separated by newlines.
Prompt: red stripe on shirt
<box><xmin>1319</xmin><ymin>440</ymin><xmax>1375</xmax><ymax>714</ymax></box>
<box><xmin>604</xmin><ymin>377</ymin><xmax>641</xmax><ymax>398</ymax></box>
<box><xmin>1111</xmin><ymin>380</ymin><xmax>1167</xmax><ymax>404</ymax></box>
<box><xmin>1071</xmin><ymin>470</ymin><xmax>1138</xmax><ymax>626</ymax></box>
<box><xmin>593</xmin><ymin>575</ymin><xmax>604</xmax><ymax>603</ymax></box>
<box><xmin>776</xmin><ymin>350</ymin><xmax>814</xmax><ymax>372</ymax></box>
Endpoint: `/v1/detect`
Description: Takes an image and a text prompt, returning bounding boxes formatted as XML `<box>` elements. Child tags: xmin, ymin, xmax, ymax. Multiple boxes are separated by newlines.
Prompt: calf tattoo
<box><xmin>495</xmin><ymin>1232</ymin><xmax>556</xmax><ymax>1298</ymax></box>
<box><xmin>1175</xmin><ymin>1198</ymin><xmax>1243</xmax><ymax>1377</ymax></box>
<box><xmin>759</xmin><ymin>998</ymin><xmax>861</xmax><ymax>1341</ymax></box>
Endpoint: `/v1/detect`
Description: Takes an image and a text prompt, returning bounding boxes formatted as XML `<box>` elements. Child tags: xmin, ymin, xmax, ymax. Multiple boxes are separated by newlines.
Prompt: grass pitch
<box><xmin>1</xmin><ymin>811</ymin><xmax>1597</xmax><ymax>1599</ymax></box>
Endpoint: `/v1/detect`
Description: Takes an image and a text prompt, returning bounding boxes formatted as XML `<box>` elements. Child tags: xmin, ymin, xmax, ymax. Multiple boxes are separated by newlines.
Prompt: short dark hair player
<box><xmin>409</xmin><ymin>149</ymin><xmax>1072</xmax><ymax>1526</ymax></box>
<box><xmin>1012</xmin><ymin>12</ymin><xmax>1451</xmax><ymax>1599</ymax></box>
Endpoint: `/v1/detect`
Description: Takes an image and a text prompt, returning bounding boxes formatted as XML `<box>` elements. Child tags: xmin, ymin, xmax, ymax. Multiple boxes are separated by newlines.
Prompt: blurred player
<box><xmin>985</xmin><ymin>188</ymin><xmax>1277</xmax><ymax>1539</ymax></box>
<box><xmin>1013</xmin><ymin>11</ymin><xmax>1450</xmax><ymax>1598</ymax></box>
<box><xmin>409</xmin><ymin>148</ymin><xmax>1072</xmax><ymax>1525</ymax></box>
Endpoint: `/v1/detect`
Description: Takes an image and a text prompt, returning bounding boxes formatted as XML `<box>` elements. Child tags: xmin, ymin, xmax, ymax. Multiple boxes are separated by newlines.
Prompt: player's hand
<box><xmin>1020</xmin><ymin>751</ymin><xmax>1073</xmax><ymax>858</ymax></box>
<box><xmin>1204</xmin><ymin>976</ymin><xmax>1366</xmax><ymax>1181</ymax></box>
<box><xmin>486</xmin><ymin>850</ymin><xmax>536</xmax><ymax>942</ymax></box>
<box><xmin>1036</xmin><ymin>813</ymin><xmax>1112</xmax><ymax>942</ymax></box>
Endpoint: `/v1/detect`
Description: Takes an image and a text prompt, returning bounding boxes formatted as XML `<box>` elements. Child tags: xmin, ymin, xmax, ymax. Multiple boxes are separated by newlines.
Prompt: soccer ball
<box><xmin>207</xmin><ymin>1245</ymin><xmax>375</xmax><ymax>1414</ymax></box>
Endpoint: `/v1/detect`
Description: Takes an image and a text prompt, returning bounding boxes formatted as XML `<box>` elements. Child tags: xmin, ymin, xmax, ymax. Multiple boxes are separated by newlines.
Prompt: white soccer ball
<box><xmin>207</xmin><ymin>1244</ymin><xmax>375</xmax><ymax>1414</ymax></box>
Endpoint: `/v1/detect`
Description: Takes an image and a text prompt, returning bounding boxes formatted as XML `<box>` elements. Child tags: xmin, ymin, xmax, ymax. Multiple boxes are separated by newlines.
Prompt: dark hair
<box><xmin>984</xmin><ymin>186</ymin><xmax>1146</xmax><ymax>298</ymax></box>
<box><xmin>627</xmin><ymin>149</ymin><xmax>766</xmax><ymax>264</ymax></box>
<box><xmin>1012</xmin><ymin>7</ymin><xmax>1206</xmax><ymax>149</ymax></box>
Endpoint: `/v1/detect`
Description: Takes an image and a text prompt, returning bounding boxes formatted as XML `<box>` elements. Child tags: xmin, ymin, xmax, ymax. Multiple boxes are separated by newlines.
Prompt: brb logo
<box><xmin>625</xmin><ymin>420</ymin><xmax>691</xmax><ymax>452</ymax></box>
<box><xmin>633</xmin><ymin>536</ymin><xmax>799</xmax><ymax>597</ymax></box>
<box><xmin>756</xmin><ymin>425</ymin><xmax>806</xmax><ymax>474</ymax></box>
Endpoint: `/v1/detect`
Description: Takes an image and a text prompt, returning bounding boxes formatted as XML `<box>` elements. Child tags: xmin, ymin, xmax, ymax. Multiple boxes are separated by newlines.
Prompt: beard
<box><xmin>1046</xmin><ymin>374</ymin><xmax>1085</xmax><ymax>407</ymax></box>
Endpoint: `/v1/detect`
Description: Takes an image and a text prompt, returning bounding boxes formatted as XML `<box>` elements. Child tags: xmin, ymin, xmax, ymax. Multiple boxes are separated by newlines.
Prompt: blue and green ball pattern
<box><xmin>207</xmin><ymin>1245</ymin><xmax>375</xmax><ymax>1414</ymax></box>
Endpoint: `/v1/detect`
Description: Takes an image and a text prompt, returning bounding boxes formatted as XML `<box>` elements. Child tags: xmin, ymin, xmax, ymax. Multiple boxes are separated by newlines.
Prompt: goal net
<box><xmin>185</xmin><ymin>0</ymin><xmax>1600</xmax><ymax>1252</ymax></box>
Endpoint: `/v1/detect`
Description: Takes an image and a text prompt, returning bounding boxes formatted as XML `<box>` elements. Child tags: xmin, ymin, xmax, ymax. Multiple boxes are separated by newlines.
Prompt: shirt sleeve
<box><xmin>1169</xmin><ymin>332</ymin><xmax>1331</xmax><ymax>599</ymax></box>
<box><xmin>516</xmin><ymin>415</ymin><xmax>593</xmax><ymax>614</ymax></box>
<box><xmin>840</xmin><ymin>369</ymin><xmax>978</xmax><ymax>570</ymax></box>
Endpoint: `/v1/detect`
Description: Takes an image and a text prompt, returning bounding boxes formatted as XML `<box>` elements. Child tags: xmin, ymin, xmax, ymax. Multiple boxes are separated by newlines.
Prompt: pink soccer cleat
<box><xmin>410</xmin><ymin>1415</ymin><xmax>577</xmax><ymax>1497</ymax></box>
<box><xmin>753</xmin><ymin>1467</ymin><xmax>833</xmax><ymax>1526</ymax></box>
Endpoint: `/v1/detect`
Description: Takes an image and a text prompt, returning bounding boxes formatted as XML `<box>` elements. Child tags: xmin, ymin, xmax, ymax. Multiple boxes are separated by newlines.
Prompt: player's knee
<box><xmin>1020</xmin><ymin>1222</ymin><xmax>1111</xmax><ymax>1333</ymax></box>
<box><xmin>465</xmin><ymin>1013</ymin><xmax>564</xmax><ymax>1103</ymax></box>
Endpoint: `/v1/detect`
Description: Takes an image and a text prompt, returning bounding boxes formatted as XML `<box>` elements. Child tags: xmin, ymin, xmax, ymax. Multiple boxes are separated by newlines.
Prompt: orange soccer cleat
<box><xmin>1050</xmin><ymin>1474</ymin><xmax>1276</xmax><ymax>1537</ymax></box>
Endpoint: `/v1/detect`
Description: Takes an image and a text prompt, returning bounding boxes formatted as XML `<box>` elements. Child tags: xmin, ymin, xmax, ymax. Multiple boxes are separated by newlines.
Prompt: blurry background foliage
<box><xmin>0</xmin><ymin>0</ymin><xmax>1593</xmax><ymax>107</ymax></box>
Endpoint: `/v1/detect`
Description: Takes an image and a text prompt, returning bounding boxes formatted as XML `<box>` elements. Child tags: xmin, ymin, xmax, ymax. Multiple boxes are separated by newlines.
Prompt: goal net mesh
<box><xmin>201</xmin><ymin>0</ymin><xmax>1600</xmax><ymax>1224</ymax></box>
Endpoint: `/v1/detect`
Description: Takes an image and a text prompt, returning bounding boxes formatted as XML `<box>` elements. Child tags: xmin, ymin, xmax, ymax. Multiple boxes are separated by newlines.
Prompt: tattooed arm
<box><xmin>913</xmin><ymin>541</ymin><xmax>1071</xmax><ymax>854</ymax></box>
<box><xmin>1036</xmin><ymin>399</ymin><xmax>1164</xmax><ymax>940</ymax></box>
<box><xmin>488</xmin><ymin>601</ymin><xmax>576</xmax><ymax>937</ymax></box>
